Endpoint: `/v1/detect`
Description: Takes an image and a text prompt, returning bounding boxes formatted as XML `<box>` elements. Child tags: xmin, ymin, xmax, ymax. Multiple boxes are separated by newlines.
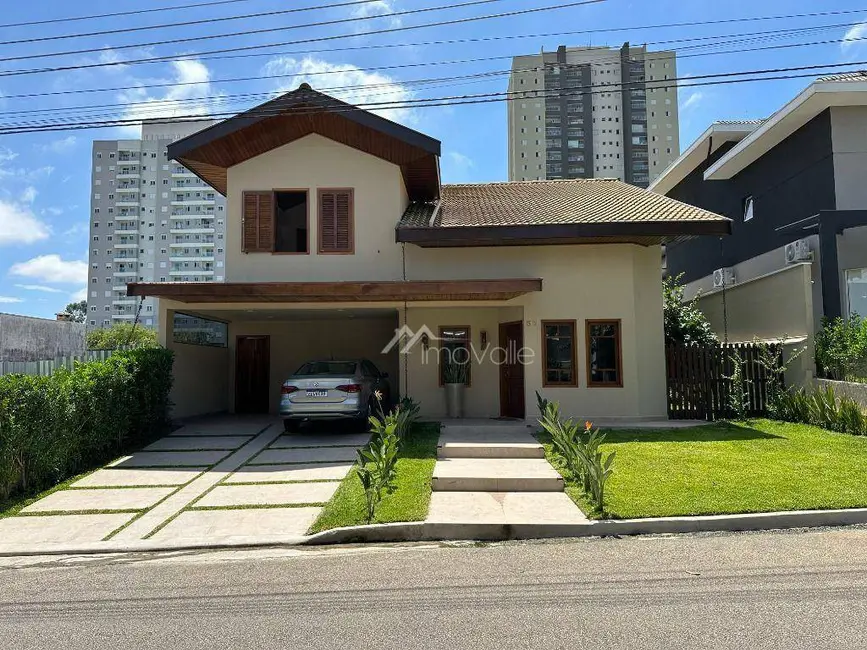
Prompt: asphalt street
<box><xmin>2</xmin><ymin>527</ymin><xmax>867</xmax><ymax>649</ymax></box>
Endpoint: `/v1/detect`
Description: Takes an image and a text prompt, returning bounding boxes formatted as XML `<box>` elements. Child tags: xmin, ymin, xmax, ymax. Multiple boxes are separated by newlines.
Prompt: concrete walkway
<box><xmin>426</xmin><ymin>421</ymin><xmax>588</xmax><ymax>525</ymax></box>
<box><xmin>0</xmin><ymin>417</ymin><xmax>370</xmax><ymax>549</ymax></box>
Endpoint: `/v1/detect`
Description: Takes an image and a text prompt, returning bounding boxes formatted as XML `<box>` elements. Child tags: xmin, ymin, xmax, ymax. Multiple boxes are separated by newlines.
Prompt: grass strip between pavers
<box><xmin>0</xmin><ymin>468</ymin><xmax>103</xmax><ymax>519</ymax></box>
<box><xmin>16</xmin><ymin>508</ymin><xmax>144</xmax><ymax>517</ymax></box>
<box><xmin>537</xmin><ymin>418</ymin><xmax>867</xmax><ymax>520</ymax></box>
<box><xmin>101</xmin><ymin>467</ymin><xmax>212</xmax><ymax>541</ymax></box>
<box><xmin>215</xmin><ymin>476</ymin><xmax>343</xmax><ymax>480</ymax></box>
<box><xmin>308</xmin><ymin>423</ymin><xmax>441</xmax><ymax>535</ymax></box>
<box><xmin>187</xmin><ymin>503</ymin><xmax>328</xmax><ymax>511</ymax></box>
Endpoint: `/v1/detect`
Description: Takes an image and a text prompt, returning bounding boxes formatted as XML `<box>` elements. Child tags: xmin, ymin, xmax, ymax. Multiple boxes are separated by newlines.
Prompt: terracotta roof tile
<box><xmin>399</xmin><ymin>178</ymin><xmax>729</xmax><ymax>229</ymax></box>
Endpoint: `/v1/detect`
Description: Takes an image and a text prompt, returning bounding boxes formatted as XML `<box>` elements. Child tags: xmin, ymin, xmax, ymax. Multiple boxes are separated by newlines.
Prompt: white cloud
<box><xmin>9</xmin><ymin>254</ymin><xmax>87</xmax><ymax>284</ymax></box>
<box><xmin>116</xmin><ymin>59</ymin><xmax>220</xmax><ymax>133</ymax></box>
<box><xmin>352</xmin><ymin>1</ymin><xmax>402</xmax><ymax>27</ymax></box>
<box><xmin>0</xmin><ymin>147</ymin><xmax>18</xmax><ymax>164</ymax></box>
<box><xmin>36</xmin><ymin>136</ymin><xmax>77</xmax><ymax>154</ymax></box>
<box><xmin>0</xmin><ymin>165</ymin><xmax>54</xmax><ymax>183</ymax></box>
<box><xmin>842</xmin><ymin>21</ymin><xmax>867</xmax><ymax>51</ymax></box>
<box><xmin>19</xmin><ymin>186</ymin><xmax>37</xmax><ymax>204</ymax></box>
<box><xmin>44</xmin><ymin>207</ymin><xmax>64</xmax><ymax>216</ymax></box>
<box><xmin>447</xmin><ymin>152</ymin><xmax>474</xmax><ymax>169</ymax></box>
<box><xmin>0</xmin><ymin>200</ymin><xmax>50</xmax><ymax>245</ymax></box>
<box><xmin>262</xmin><ymin>56</ymin><xmax>414</xmax><ymax>123</ymax></box>
<box><xmin>680</xmin><ymin>91</ymin><xmax>704</xmax><ymax>112</ymax></box>
<box><xmin>0</xmin><ymin>296</ymin><xmax>23</xmax><ymax>304</ymax></box>
<box><xmin>15</xmin><ymin>284</ymin><xmax>64</xmax><ymax>294</ymax></box>
<box><xmin>70</xmin><ymin>287</ymin><xmax>87</xmax><ymax>302</ymax></box>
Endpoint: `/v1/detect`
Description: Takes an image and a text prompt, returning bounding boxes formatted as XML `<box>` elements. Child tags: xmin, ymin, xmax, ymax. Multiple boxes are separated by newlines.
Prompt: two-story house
<box><xmin>653</xmin><ymin>74</ymin><xmax>867</xmax><ymax>365</ymax></box>
<box><xmin>129</xmin><ymin>84</ymin><xmax>729</xmax><ymax>423</ymax></box>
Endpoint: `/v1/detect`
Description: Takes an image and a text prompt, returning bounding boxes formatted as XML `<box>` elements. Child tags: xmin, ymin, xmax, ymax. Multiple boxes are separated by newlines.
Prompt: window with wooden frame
<box><xmin>318</xmin><ymin>188</ymin><xmax>354</xmax><ymax>254</ymax></box>
<box><xmin>439</xmin><ymin>326</ymin><xmax>471</xmax><ymax>386</ymax></box>
<box><xmin>242</xmin><ymin>191</ymin><xmax>274</xmax><ymax>253</ymax></box>
<box><xmin>586</xmin><ymin>319</ymin><xmax>623</xmax><ymax>387</ymax></box>
<box><xmin>241</xmin><ymin>190</ymin><xmax>309</xmax><ymax>254</ymax></box>
<box><xmin>542</xmin><ymin>320</ymin><xmax>577</xmax><ymax>386</ymax></box>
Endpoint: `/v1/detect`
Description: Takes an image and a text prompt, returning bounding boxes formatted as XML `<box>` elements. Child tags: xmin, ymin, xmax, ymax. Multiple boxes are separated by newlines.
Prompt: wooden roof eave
<box><xmin>127</xmin><ymin>279</ymin><xmax>542</xmax><ymax>304</ymax></box>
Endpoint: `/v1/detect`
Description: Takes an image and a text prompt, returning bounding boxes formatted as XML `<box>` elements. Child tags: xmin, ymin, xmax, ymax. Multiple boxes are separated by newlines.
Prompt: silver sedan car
<box><xmin>279</xmin><ymin>359</ymin><xmax>391</xmax><ymax>432</ymax></box>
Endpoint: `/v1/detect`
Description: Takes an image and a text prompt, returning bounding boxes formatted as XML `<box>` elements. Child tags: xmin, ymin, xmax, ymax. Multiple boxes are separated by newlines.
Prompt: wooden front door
<box><xmin>499</xmin><ymin>321</ymin><xmax>525</xmax><ymax>419</ymax></box>
<box><xmin>235</xmin><ymin>336</ymin><xmax>270</xmax><ymax>414</ymax></box>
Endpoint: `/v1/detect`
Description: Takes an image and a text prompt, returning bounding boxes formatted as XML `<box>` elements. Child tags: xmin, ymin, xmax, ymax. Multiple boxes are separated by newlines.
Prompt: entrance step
<box><xmin>437</xmin><ymin>442</ymin><xmax>544</xmax><ymax>459</ymax></box>
<box><xmin>427</xmin><ymin>491</ymin><xmax>588</xmax><ymax>524</ymax></box>
<box><xmin>431</xmin><ymin>458</ymin><xmax>564</xmax><ymax>492</ymax></box>
<box><xmin>438</xmin><ymin>423</ymin><xmax>543</xmax><ymax>459</ymax></box>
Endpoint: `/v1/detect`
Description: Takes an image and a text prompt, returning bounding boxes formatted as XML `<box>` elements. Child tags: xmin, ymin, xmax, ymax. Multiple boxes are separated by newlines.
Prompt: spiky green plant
<box><xmin>538</xmin><ymin>403</ymin><xmax>615</xmax><ymax>514</ymax></box>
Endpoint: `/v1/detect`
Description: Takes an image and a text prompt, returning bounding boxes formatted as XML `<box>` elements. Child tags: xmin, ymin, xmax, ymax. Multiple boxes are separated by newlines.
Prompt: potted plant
<box><xmin>443</xmin><ymin>358</ymin><xmax>468</xmax><ymax>418</ymax></box>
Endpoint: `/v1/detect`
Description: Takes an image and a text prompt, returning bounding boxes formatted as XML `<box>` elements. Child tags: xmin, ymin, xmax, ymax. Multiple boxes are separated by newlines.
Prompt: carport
<box><xmin>128</xmin><ymin>279</ymin><xmax>542</xmax><ymax>420</ymax></box>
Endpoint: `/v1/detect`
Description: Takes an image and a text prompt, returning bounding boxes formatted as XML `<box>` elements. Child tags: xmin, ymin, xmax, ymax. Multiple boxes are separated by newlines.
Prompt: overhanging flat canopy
<box><xmin>127</xmin><ymin>279</ymin><xmax>542</xmax><ymax>303</ymax></box>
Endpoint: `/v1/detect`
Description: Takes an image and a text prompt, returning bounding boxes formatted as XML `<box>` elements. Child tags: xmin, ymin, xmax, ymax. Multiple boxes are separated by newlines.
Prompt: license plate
<box><xmin>306</xmin><ymin>390</ymin><xmax>328</xmax><ymax>397</ymax></box>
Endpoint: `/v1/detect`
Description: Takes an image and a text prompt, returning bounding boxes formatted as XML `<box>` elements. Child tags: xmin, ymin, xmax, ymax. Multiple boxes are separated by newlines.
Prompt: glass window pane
<box><xmin>173</xmin><ymin>313</ymin><xmax>228</xmax><ymax>347</ymax></box>
<box><xmin>544</xmin><ymin>322</ymin><xmax>574</xmax><ymax>385</ymax></box>
<box><xmin>587</xmin><ymin>321</ymin><xmax>621</xmax><ymax>386</ymax></box>
<box><xmin>846</xmin><ymin>269</ymin><xmax>867</xmax><ymax>318</ymax></box>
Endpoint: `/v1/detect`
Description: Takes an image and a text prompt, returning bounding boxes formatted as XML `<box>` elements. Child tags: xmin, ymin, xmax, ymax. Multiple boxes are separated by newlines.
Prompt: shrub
<box><xmin>538</xmin><ymin>401</ymin><xmax>616</xmax><ymax>514</ymax></box>
<box><xmin>775</xmin><ymin>385</ymin><xmax>867</xmax><ymax>436</ymax></box>
<box><xmin>815</xmin><ymin>315</ymin><xmax>867</xmax><ymax>381</ymax></box>
<box><xmin>0</xmin><ymin>348</ymin><xmax>174</xmax><ymax>501</ymax></box>
<box><xmin>354</xmin><ymin>395</ymin><xmax>421</xmax><ymax>523</ymax></box>
<box><xmin>86</xmin><ymin>323</ymin><xmax>159</xmax><ymax>351</ymax></box>
<box><xmin>663</xmin><ymin>273</ymin><xmax>718</xmax><ymax>346</ymax></box>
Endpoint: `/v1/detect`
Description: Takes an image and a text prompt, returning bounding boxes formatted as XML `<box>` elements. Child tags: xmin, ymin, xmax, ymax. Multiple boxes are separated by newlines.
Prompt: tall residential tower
<box><xmin>507</xmin><ymin>43</ymin><xmax>679</xmax><ymax>187</ymax></box>
<box><xmin>87</xmin><ymin>120</ymin><xmax>227</xmax><ymax>329</ymax></box>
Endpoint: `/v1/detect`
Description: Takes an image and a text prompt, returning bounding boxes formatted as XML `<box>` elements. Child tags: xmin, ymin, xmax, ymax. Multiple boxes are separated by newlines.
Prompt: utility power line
<box><xmin>0</xmin><ymin>0</ymin><xmax>437</xmax><ymax>46</ymax></box>
<box><xmin>1</xmin><ymin>58</ymin><xmax>864</xmax><ymax>134</ymax></box>
<box><xmin>0</xmin><ymin>0</ymin><xmax>259</xmax><ymax>29</ymax></box>
<box><xmin>0</xmin><ymin>0</ymin><xmax>582</xmax><ymax>64</ymax></box>
<box><xmin>0</xmin><ymin>21</ymin><xmax>856</xmax><ymax>122</ymax></box>
<box><xmin>0</xmin><ymin>3</ymin><xmax>856</xmax><ymax>79</ymax></box>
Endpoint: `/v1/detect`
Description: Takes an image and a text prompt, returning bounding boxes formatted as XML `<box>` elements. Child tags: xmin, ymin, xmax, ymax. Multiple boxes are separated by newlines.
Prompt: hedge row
<box><xmin>0</xmin><ymin>348</ymin><xmax>174</xmax><ymax>501</ymax></box>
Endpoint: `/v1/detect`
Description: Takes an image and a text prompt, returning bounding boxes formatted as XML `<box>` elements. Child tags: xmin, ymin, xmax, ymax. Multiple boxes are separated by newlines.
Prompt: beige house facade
<box><xmin>132</xmin><ymin>86</ymin><xmax>729</xmax><ymax>424</ymax></box>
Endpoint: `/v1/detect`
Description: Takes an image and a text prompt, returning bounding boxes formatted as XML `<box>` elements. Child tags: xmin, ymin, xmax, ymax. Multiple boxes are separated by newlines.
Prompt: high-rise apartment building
<box><xmin>507</xmin><ymin>42</ymin><xmax>680</xmax><ymax>187</ymax></box>
<box><xmin>87</xmin><ymin>120</ymin><xmax>227</xmax><ymax>329</ymax></box>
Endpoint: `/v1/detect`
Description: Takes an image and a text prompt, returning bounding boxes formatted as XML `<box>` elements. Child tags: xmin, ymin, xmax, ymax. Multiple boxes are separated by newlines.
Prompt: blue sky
<box><xmin>0</xmin><ymin>0</ymin><xmax>866</xmax><ymax>318</ymax></box>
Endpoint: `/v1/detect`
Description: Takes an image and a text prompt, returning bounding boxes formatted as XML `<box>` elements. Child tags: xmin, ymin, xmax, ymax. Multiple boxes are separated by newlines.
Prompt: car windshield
<box><xmin>294</xmin><ymin>361</ymin><xmax>357</xmax><ymax>376</ymax></box>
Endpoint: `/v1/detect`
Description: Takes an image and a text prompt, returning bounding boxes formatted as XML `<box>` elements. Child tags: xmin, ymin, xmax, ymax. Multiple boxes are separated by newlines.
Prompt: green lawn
<box><xmin>538</xmin><ymin>419</ymin><xmax>867</xmax><ymax>520</ymax></box>
<box><xmin>308</xmin><ymin>423</ymin><xmax>441</xmax><ymax>534</ymax></box>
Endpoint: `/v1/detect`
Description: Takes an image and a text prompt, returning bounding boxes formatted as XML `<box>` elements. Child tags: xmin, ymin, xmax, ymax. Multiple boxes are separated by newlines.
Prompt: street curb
<box><xmin>4</xmin><ymin>507</ymin><xmax>867</xmax><ymax>557</ymax></box>
<box><xmin>302</xmin><ymin>507</ymin><xmax>867</xmax><ymax>544</ymax></box>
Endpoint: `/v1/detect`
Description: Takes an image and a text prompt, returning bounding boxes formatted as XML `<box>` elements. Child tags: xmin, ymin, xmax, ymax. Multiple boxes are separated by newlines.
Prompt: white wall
<box><xmin>225</xmin><ymin>133</ymin><xmax>409</xmax><ymax>282</ymax></box>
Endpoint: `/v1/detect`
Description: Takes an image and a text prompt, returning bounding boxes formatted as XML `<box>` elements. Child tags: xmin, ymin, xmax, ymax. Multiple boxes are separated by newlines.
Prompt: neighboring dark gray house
<box><xmin>650</xmin><ymin>73</ymin><xmax>867</xmax><ymax>369</ymax></box>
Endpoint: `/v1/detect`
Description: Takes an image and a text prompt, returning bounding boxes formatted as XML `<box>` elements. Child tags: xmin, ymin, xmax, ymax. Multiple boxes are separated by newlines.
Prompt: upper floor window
<box><xmin>318</xmin><ymin>189</ymin><xmax>354</xmax><ymax>254</ymax></box>
<box><xmin>743</xmin><ymin>195</ymin><xmax>755</xmax><ymax>222</ymax></box>
<box><xmin>275</xmin><ymin>190</ymin><xmax>309</xmax><ymax>253</ymax></box>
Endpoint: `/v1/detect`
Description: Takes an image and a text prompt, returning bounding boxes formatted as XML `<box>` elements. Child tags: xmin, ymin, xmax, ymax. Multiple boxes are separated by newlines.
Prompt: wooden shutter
<box><xmin>318</xmin><ymin>189</ymin><xmax>354</xmax><ymax>253</ymax></box>
<box><xmin>242</xmin><ymin>191</ymin><xmax>274</xmax><ymax>253</ymax></box>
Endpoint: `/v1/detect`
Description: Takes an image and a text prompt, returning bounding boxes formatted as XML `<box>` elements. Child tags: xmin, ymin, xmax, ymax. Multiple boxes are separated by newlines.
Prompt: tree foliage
<box><xmin>64</xmin><ymin>301</ymin><xmax>87</xmax><ymax>323</ymax></box>
<box><xmin>663</xmin><ymin>274</ymin><xmax>718</xmax><ymax>346</ymax></box>
<box><xmin>815</xmin><ymin>315</ymin><xmax>867</xmax><ymax>381</ymax></box>
<box><xmin>86</xmin><ymin>323</ymin><xmax>158</xmax><ymax>350</ymax></box>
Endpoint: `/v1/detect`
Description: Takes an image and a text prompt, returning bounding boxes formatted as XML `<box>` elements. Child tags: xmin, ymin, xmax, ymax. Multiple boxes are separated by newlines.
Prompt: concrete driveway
<box><xmin>0</xmin><ymin>417</ymin><xmax>371</xmax><ymax>551</ymax></box>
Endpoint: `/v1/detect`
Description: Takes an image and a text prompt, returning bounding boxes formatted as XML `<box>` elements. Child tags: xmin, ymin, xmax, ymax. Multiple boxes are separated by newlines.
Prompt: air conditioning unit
<box><xmin>785</xmin><ymin>238</ymin><xmax>812</xmax><ymax>264</ymax></box>
<box><xmin>713</xmin><ymin>267</ymin><xmax>736</xmax><ymax>289</ymax></box>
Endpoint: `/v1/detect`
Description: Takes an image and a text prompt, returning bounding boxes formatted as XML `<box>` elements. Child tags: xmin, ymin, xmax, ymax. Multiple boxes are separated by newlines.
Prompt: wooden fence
<box><xmin>0</xmin><ymin>349</ymin><xmax>116</xmax><ymax>377</ymax></box>
<box><xmin>666</xmin><ymin>343</ymin><xmax>783</xmax><ymax>421</ymax></box>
